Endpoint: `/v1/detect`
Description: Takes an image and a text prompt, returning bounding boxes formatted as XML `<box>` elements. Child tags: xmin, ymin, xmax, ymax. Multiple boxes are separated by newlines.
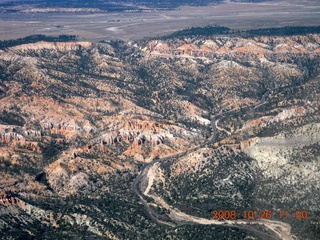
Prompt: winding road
<box><xmin>131</xmin><ymin>116</ymin><xmax>293</xmax><ymax>239</ymax></box>
<box><xmin>131</xmin><ymin>67</ymin><xmax>310</xmax><ymax>239</ymax></box>
<box><xmin>132</xmin><ymin>146</ymin><xmax>293</xmax><ymax>239</ymax></box>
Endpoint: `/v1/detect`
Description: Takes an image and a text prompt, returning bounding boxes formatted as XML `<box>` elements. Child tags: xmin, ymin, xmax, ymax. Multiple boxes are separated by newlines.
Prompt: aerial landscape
<box><xmin>0</xmin><ymin>0</ymin><xmax>319</xmax><ymax>239</ymax></box>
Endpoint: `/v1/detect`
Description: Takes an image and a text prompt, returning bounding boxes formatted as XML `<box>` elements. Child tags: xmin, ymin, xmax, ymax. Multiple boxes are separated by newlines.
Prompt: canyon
<box><xmin>0</xmin><ymin>30</ymin><xmax>319</xmax><ymax>239</ymax></box>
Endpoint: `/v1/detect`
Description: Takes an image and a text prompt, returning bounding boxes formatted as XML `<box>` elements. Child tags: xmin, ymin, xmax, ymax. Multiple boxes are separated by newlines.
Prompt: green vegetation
<box><xmin>0</xmin><ymin>110</ymin><xmax>25</xmax><ymax>126</ymax></box>
<box><xmin>158</xmin><ymin>25</ymin><xmax>320</xmax><ymax>39</ymax></box>
<box><xmin>162</xmin><ymin>26</ymin><xmax>230</xmax><ymax>39</ymax></box>
<box><xmin>243</xmin><ymin>26</ymin><xmax>320</xmax><ymax>37</ymax></box>
<box><xmin>0</xmin><ymin>35</ymin><xmax>77</xmax><ymax>50</ymax></box>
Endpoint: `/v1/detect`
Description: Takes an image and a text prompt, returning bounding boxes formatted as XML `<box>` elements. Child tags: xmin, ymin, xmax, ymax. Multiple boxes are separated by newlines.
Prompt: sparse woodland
<box><xmin>0</xmin><ymin>27</ymin><xmax>319</xmax><ymax>239</ymax></box>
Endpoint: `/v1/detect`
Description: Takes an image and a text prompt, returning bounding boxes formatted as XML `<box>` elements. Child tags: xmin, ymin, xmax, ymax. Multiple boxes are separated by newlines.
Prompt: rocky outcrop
<box><xmin>240</xmin><ymin>137</ymin><xmax>257</xmax><ymax>150</ymax></box>
<box><xmin>0</xmin><ymin>131</ymin><xmax>24</xmax><ymax>143</ymax></box>
<box><xmin>0</xmin><ymin>128</ymin><xmax>42</xmax><ymax>153</ymax></box>
<box><xmin>25</xmin><ymin>129</ymin><xmax>42</xmax><ymax>138</ymax></box>
<box><xmin>42</xmin><ymin>121</ymin><xmax>83</xmax><ymax>138</ymax></box>
<box><xmin>0</xmin><ymin>191</ymin><xmax>26</xmax><ymax>210</ymax></box>
<box><xmin>145</xmin><ymin>35</ymin><xmax>320</xmax><ymax>59</ymax></box>
<box><xmin>0</xmin><ymin>34</ymin><xmax>319</xmax><ymax>239</ymax></box>
<box><xmin>94</xmin><ymin>119</ymin><xmax>200</xmax><ymax>158</ymax></box>
<box><xmin>101</xmin><ymin>132</ymin><xmax>164</xmax><ymax>146</ymax></box>
<box><xmin>9</xmin><ymin>41</ymin><xmax>92</xmax><ymax>53</ymax></box>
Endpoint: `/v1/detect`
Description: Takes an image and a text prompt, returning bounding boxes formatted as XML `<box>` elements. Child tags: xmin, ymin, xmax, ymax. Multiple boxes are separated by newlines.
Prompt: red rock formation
<box><xmin>240</xmin><ymin>138</ymin><xmax>257</xmax><ymax>150</ymax></box>
<box><xmin>0</xmin><ymin>132</ymin><xmax>25</xmax><ymax>143</ymax></box>
<box><xmin>0</xmin><ymin>191</ymin><xmax>24</xmax><ymax>208</ymax></box>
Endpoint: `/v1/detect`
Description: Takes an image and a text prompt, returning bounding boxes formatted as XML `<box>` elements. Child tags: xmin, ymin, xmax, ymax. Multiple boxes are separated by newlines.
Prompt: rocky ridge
<box><xmin>0</xmin><ymin>33</ymin><xmax>319</xmax><ymax>239</ymax></box>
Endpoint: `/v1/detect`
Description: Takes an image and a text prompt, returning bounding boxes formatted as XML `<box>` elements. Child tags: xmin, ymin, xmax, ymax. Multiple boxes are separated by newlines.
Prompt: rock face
<box><xmin>0</xmin><ymin>33</ymin><xmax>319</xmax><ymax>239</ymax></box>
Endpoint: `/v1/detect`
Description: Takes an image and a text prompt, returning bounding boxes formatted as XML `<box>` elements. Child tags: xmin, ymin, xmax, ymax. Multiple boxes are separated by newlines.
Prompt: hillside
<box><xmin>0</xmin><ymin>32</ymin><xmax>319</xmax><ymax>239</ymax></box>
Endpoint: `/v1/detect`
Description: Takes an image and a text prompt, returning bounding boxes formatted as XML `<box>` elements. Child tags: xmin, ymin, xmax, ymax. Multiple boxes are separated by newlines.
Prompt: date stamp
<box><xmin>212</xmin><ymin>209</ymin><xmax>309</xmax><ymax>220</ymax></box>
